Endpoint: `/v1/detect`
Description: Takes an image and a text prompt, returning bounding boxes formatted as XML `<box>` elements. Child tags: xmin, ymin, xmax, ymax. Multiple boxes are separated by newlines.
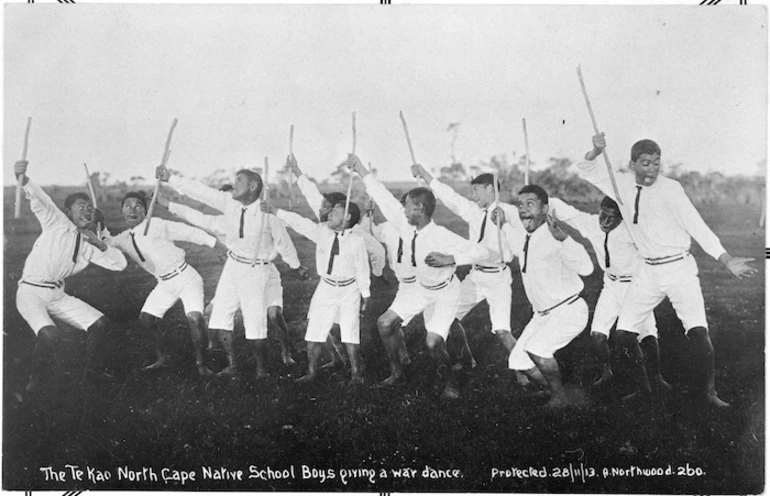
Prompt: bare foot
<box><xmin>622</xmin><ymin>390</ymin><xmax>652</xmax><ymax>407</ymax></box>
<box><xmin>544</xmin><ymin>395</ymin><xmax>569</xmax><ymax>409</ymax></box>
<box><xmin>295</xmin><ymin>374</ymin><xmax>316</xmax><ymax>384</ymax></box>
<box><xmin>197</xmin><ymin>364</ymin><xmax>215</xmax><ymax>377</ymax></box>
<box><xmin>140</xmin><ymin>354</ymin><xmax>169</xmax><ymax>372</ymax></box>
<box><xmin>377</xmin><ymin>374</ymin><xmax>406</xmax><ymax>388</ymax></box>
<box><xmin>255</xmin><ymin>368</ymin><xmax>270</xmax><ymax>380</ymax></box>
<box><xmin>441</xmin><ymin>383</ymin><xmax>460</xmax><ymax>400</ymax></box>
<box><xmin>321</xmin><ymin>357</ymin><xmax>344</xmax><ymax>370</ymax></box>
<box><xmin>348</xmin><ymin>375</ymin><xmax>365</xmax><ymax>387</ymax></box>
<box><xmin>281</xmin><ymin>351</ymin><xmax>296</xmax><ymax>366</ymax></box>
<box><xmin>651</xmin><ymin>376</ymin><xmax>672</xmax><ymax>393</ymax></box>
<box><xmin>217</xmin><ymin>365</ymin><xmax>238</xmax><ymax>378</ymax></box>
<box><xmin>705</xmin><ymin>393</ymin><xmax>730</xmax><ymax>409</ymax></box>
<box><xmin>515</xmin><ymin>372</ymin><xmax>531</xmax><ymax>387</ymax></box>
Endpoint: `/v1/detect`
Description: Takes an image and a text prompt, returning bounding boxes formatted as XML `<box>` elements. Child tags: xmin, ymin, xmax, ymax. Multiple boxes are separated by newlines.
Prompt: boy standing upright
<box><xmin>577</xmin><ymin>133</ymin><xmax>756</xmax><ymax>407</ymax></box>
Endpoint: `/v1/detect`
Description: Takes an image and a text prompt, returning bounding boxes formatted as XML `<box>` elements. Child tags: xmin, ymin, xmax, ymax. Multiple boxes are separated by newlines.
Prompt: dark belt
<box><xmin>645</xmin><ymin>251</ymin><xmax>688</xmax><ymax>266</ymax></box>
<box><xmin>607</xmin><ymin>273</ymin><xmax>633</xmax><ymax>283</ymax></box>
<box><xmin>159</xmin><ymin>262</ymin><xmax>188</xmax><ymax>281</ymax></box>
<box><xmin>400</xmin><ymin>276</ymin><xmax>416</xmax><ymax>284</ymax></box>
<box><xmin>21</xmin><ymin>280</ymin><xmax>64</xmax><ymax>289</ymax></box>
<box><xmin>420</xmin><ymin>274</ymin><xmax>454</xmax><ymax>291</ymax></box>
<box><xmin>472</xmin><ymin>264</ymin><xmax>508</xmax><ymax>274</ymax></box>
<box><xmin>537</xmin><ymin>294</ymin><xmax>580</xmax><ymax>317</ymax></box>
<box><xmin>228</xmin><ymin>250</ymin><xmax>270</xmax><ymax>266</ymax></box>
<box><xmin>322</xmin><ymin>277</ymin><xmax>356</xmax><ymax>287</ymax></box>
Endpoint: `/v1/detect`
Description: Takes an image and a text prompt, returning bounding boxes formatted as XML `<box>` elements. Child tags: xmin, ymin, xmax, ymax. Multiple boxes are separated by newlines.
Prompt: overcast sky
<box><xmin>3</xmin><ymin>4</ymin><xmax>767</xmax><ymax>186</ymax></box>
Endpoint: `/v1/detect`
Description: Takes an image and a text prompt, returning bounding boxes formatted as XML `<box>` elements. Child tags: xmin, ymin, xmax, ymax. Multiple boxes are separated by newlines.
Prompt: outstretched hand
<box><xmin>79</xmin><ymin>228</ymin><xmax>108</xmax><ymax>251</ymax></box>
<box><xmin>360</xmin><ymin>297</ymin><xmax>370</xmax><ymax>317</ymax></box>
<box><xmin>14</xmin><ymin>160</ymin><xmax>29</xmax><ymax>182</ymax></box>
<box><xmin>410</xmin><ymin>164</ymin><xmax>432</xmax><ymax>184</ymax></box>
<box><xmin>546</xmin><ymin>209</ymin><xmax>568</xmax><ymax>242</ymax></box>
<box><xmin>286</xmin><ymin>154</ymin><xmax>302</xmax><ymax>178</ymax></box>
<box><xmin>347</xmin><ymin>154</ymin><xmax>368</xmax><ymax>177</ymax></box>
<box><xmin>294</xmin><ymin>265</ymin><xmax>310</xmax><ymax>280</ymax></box>
<box><xmin>490</xmin><ymin>206</ymin><xmax>506</xmax><ymax>225</ymax></box>
<box><xmin>586</xmin><ymin>132</ymin><xmax>607</xmax><ymax>161</ymax></box>
<box><xmin>156</xmin><ymin>163</ymin><xmax>171</xmax><ymax>182</ymax></box>
<box><xmin>719</xmin><ymin>254</ymin><xmax>758</xmax><ymax>279</ymax></box>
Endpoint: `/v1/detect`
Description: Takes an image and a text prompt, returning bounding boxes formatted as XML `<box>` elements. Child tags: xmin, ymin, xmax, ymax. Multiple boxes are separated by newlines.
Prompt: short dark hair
<box><xmin>517</xmin><ymin>184</ymin><xmax>549</xmax><ymax>205</ymax></box>
<box><xmin>334</xmin><ymin>201</ymin><xmax>361</xmax><ymax>228</ymax></box>
<box><xmin>121</xmin><ymin>191</ymin><xmax>148</xmax><ymax>210</ymax></box>
<box><xmin>600</xmin><ymin>196</ymin><xmax>622</xmax><ymax>218</ymax></box>
<box><xmin>324</xmin><ymin>192</ymin><xmax>347</xmax><ymax>206</ymax></box>
<box><xmin>64</xmin><ymin>192</ymin><xmax>91</xmax><ymax>212</ymax></box>
<box><xmin>399</xmin><ymin>192</ymin><xmax>409</xmax><ymax>206</ymax></box>
<box><xmin>470</xmin><ymin>173</ymin><xmax>501</xmax><ymax>191</ymax></box>
<box><xmin>631</xmin><ymin>139</ymin><xmax>661</xmax><ymax>162</ymax></box>
<box><xmin>219</xmin><ymin>184</ymin><xmax>234</xmax><ymax>192</ymax></box>
<box><xmin>235</xmin><ymin>169</ymin><xmax>263</xmax><ymax>198</ymax></box>
<box><xmin>407</xmin><ymin>187</ymin><xmax>436</xmax><ymax>218</ymax></box>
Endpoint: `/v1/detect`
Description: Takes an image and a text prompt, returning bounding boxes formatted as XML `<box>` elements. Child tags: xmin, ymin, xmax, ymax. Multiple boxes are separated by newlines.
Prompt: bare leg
<box><xmin>640</xmin><ymin>336</ymin><xmax>670</xmax><ymax>392</ymax></box>
<box><xmin>268</xmin><ymin>306</ymin><xmax>295</xmax><ymax>366</ymax></box>
<box><xmin>616</xmin><ymin>329</ymin><xmax>651</xmax><ymax>403</ymax></box>
<box><xmin>377</xmin><ymin>311</ymin><xmax>407</xmax><ymax>386</ymax></box>
<box><xmin>203</xmin><ymin>302</ymin><xmax>219</xmax><ymax>350</ymax></box>
<box><xmin>250</xmin><ymin>339</ymin><xmax>269</xmax><ymax>379</ymax></box>
<box><xmin>138</xmin><ymin>312</ymin><xmax>169</xmax><ymax>371</ymax></box>
<box><xmin>345</xmin><ymin>343</ymin><xmax>364</xmax><ymax>386</ymax></box>
<box><xmin>186</xmin><ymin>312</ymin><xmax>213</xmax><ymax>376</ymax></box>
<box><xmin>217</xmin><ymin>329</ymin><xmax>238</xmax><ymax>377</ymax></box>
<box><xmin>687</xmin><ymin>327</ymin><xmax>729</xmax><ymax>408</ymax></box>
<box><xmin>296</xmin><ymin>342</ymin><xmax>325</xmax><ymax>383</ymax></box>
<box><xmin>529</xmin><ymin>352</ymin><xmax>568</xmax><ymax>408</ymax></box>
<box><xmin>591</xmin><ymin>332</ymin><xmax>613</xmax><ymax>388</ymax></box>
<box><xmin>322</xmin><ymin>327</ymin><xmax>347</xmax><ymax>370</ymax></box>
<box><xmin>448</xmin><ymin>320</ymin><xmax>477</xmax><ymax>370</ymax></box>
<box><xmin>85</xmin><ymin>317</ymin><xmax>117</xmax><ymax>380</ymax></box>
<box><xmin>27</xmin><ymin>325</ymin><xmax>58</xmax><ymax>393</ymax></box>
<box><xmin>426</xmin><ymin>332</ymin><xmax>459</xmax><ymax>399</ymax></box>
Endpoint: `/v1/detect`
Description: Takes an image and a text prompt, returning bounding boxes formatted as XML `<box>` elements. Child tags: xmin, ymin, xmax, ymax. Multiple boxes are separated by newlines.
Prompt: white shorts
<box><xmin>390</xmin><ymin>280</ymin><xmax>421</xmax><ymax>327</ymax></box>
<box><xmin>305</xmin><ymin>280</ymin><xmax>362</xmax><ymax>345</ymax></box>
<box><xmin>455</xmin><ymin>267</ymin><xmax>512</xmax><ymax>332</ymax></box>
<box><xmin>141</xmin><ymin>265</ymin><xmax>205</xmax><ymax>318</ymax></box>
<box><xmin>617</xmin><ymin>254</ymin><xmax>707</xmax><ymax>335</ymax></box>
<box><xmin>389</xmin><ymin>276</ymin><xmax>461</xmax><ymax>340</ymax></box>
<box><xmin>209</xmin><ymin>260</ymin><xmax>283</xmax><ymax>340</ymax></box>
<box><xmin>16</xmin><ymin>283</ymin><xmax>103</xmax><ymax>334</ymax></box>
<box><xmin>592</xmin><ymin>274</ymin><xmax>657</xmax><ymax>341</ymax></box>
<box><xmin>509</xmin><ymin>297</ymin><xmax>588</xmax><ymax>371</ymax></box>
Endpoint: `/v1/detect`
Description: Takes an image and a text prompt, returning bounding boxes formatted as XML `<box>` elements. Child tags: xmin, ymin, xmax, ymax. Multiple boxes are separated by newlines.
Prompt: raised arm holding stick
<box><xmin>399</xmin><ymin>110</ymin><xmax>423</xmax><ymax>186</ymax></box>
<box><xmin>342</xmin><ymin>112</ymin><xmax>356</xmax><ymax>229</ymax></box>
<box><xmin>145</xmin><ymin>118</ymin><xmax>178</xmax><ymax>235</ymax></box>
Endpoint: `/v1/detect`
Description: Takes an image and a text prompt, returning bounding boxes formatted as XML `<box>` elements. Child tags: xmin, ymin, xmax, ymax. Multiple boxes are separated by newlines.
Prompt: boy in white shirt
<box><xmin>349</xmin><ymin>154</ymin><xmax>491</xmax><ymax>399</ymax></box>
<box><xmin>156</xmin><ymin>164</ymin><xmax>309</xmax><ymax>379</ymax></box>
<box><xmin>13</xmin><ymin>160</ymin><xmax>128</xmax><ymax>394</ymax></box>
<box><xmin>263</xmin><ymin>199</ymin><xmax>370</xmax><ymax>386</ymax></box>
<box><xmin>576</xmin><ymin>133</ymin><xmax>756</xmax><ymax>407</ymax></box>
<box><xmin>104</xmin><ymin>191</ymin><xmax>226</xmax><ymax>377</ymax></box>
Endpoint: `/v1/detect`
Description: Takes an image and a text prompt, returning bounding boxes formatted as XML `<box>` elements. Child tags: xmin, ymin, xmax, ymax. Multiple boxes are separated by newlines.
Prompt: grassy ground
<box><xmin>2</xmin><ymin>185</ymin><xmax>765</xmax><ymax>493</ymax></box>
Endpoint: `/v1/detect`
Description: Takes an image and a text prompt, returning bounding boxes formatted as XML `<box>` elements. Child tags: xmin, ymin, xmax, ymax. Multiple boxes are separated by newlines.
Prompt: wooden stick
<box><xmin>399</xmin><ymin>110</ymin><xmax>422</xmax><ymax>185</ymax></box>
<box><xmin>366</xmin><ymin>161</ymin><xmax>374</xmax><ymax>234</ymax></box>
<box><xmin>15</xmin><ymin>117</ymin><xmax>32</xmax><ymax>219</ymax></box>
<box><xmin>342</xmin><ymin>165</ymin><xmax>354</xmax><ymax>233</ymax></box>
<box><xmin>254</xmin><ymin>156</ymin><xmax>270</xmax><ymax>261</ymax></box>
<box><xmin>493</xmin><ymin>171</ymin><xmax>504</xmax><ymax>262</ymax></box>
<box><xmin>352</xmin><ymin>111</ymin><xmax>357</xmax><ymax>155</ymax></box>
<box><xmin>522</xmin><ymin>118</ymin><xmax>531</xmax><ymax>186</ymax></box>
<box><xmin>288</xmin><ymin>124</ymin><xmax>295</xmax><ymax>209</ymax></box>
<box><xmin>577</xmin><ymin>65</ymin><xmax>623</xmax><ymax>204</ymax></box>
<box><xmin>84</xmin><ymin>163</ymin><xmax>98</xmax><ymax>209</ymax></box>
<box><xmin>144</xmin><ymin>118</ymin><xmax>178</xmax><ymax>235</ymax></box>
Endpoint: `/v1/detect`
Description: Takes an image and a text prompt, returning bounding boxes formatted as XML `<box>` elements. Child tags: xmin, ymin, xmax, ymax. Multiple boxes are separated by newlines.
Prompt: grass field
<box><xmin>2</xmin><ymin>184</ymin><xmax>765</xmax><ymax>493</ymax></box>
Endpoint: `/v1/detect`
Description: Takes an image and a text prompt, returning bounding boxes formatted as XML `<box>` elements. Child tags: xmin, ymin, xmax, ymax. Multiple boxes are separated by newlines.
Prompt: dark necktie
<box><xmin>130</xmin><ymin>231</ymin><xmax>146</xmax><ymax>263</ymax></box>
<box><xmin>239</xmin><ymin>207</ymin><xmax>247</xmax><ymax>238</ymax></box>
<box><xmin>411</xmin><ymin>232</ymin><xmax>417</xmax><ymax>267</ymax></box>
<box><xmin>604</xmin><ymin>231</ymin><xmax>610</xmax><ymax>268</ymax></box>
<box><xmin>477</xmin><ymin>210</ymin><xmax>488</xmax><ymax>242</ymax></box>
<box><xmin>397</xmin><ymin>237</ymin><xmax>404</xmax><ymax>263</ymax></box>
<box><xmin>326</xmin><ymin>232</ymin><xmax>340</xmax><ymax>275</ymax></box>
<box><xmin>72</xmin><ymin>233</ymin><xmax>81</xmax><ymax>264</ymax></box>
<box><xmin>633</xmin><ymin>186</ymin><xmax>642</xmax><ymax>224</ymax></box>
<box><xmin>522</xmin><ymin>234</ymin><xmax>531</xmax><ymax>273</ymax></box>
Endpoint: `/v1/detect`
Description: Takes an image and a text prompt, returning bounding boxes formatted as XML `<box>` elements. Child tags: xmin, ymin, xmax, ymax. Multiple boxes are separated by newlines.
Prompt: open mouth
<box><xmin>520</xmin><ymin>216</ymin><xmax>533</xmax><ymax>230</ymax></box>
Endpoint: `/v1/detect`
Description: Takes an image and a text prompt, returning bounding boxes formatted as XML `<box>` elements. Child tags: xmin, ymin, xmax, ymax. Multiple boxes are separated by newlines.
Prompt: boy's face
<box><xmin>598</xmin><ymin>206</ymin><xmax>622</xmax><ymax>233</ymax></box>
<box><xmin>630</xmin><ymin>153</ymin><xmax>661</xmax><ymax>187</ymax></box>
<box><xmin>471</xmin><ymin>183</ymin><xmax>494</xmax><ymax>208</ymax></box>
<box><xmin>517</xmin><ymin>192</ymin><xmax>548</xmax><ymax>233</ymax></box>
<box><xmin>232</xmin><ymin>173</ymin><xmax>257</xmax><ymax>201</ymax></box>
<box><xmin>327</xmin><ymin>203</ymin><xmax>347</xmax><ymax>231</ymax></box>
<box><xmin>403</xmin><ymin>196</ymin><xmax>423</xmax><ymax>226</ymax></box>
<box><xmin>66</xmin><ymin>198</ymin><xmax>95</xmax><ymax>229</ymax></box>
<box><xmin>122</xmin><ymin>198</ymin><xmax>147</xmax><ymax>228</ymax></box>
